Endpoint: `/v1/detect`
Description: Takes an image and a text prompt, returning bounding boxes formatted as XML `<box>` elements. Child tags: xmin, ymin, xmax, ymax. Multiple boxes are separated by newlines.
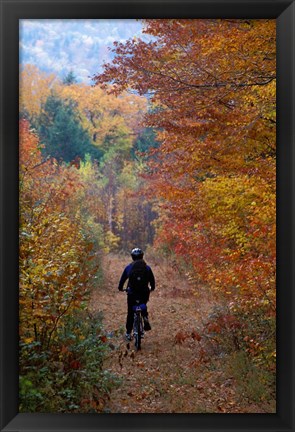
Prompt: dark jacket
<box><xmin>118</xmin><ymin>260</ymin><xmax>155</xmax><ymax>292</ymax></box>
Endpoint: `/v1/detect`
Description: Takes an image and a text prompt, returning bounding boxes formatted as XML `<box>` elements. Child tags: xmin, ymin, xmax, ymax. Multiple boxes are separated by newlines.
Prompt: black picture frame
<box><xmin>1</xmin><ymin>0</ymin><xmax>294</xmax><ymax>431</ymax></box>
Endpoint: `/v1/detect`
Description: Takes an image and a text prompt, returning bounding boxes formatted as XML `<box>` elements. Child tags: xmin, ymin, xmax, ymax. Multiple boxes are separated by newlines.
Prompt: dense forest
<box><xmin>19</xmin><ymin>19</ymin><xmax>276</xmax><ymax>413</ymax></box>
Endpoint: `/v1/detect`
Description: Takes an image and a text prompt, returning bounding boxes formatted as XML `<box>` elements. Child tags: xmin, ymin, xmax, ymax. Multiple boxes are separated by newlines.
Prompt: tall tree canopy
<box><xmin>94</xmin><ymin>19</ymin><xmax>275</xmax><ymax>176</ymax></box>
<box><xmin>94</xmin><ymin>18</ymin><xmax>276</xmax><ymax>308</ymax></box>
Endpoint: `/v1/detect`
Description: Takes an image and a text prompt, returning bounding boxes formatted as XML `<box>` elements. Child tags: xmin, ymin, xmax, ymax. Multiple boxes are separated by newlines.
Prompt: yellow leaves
<box><xmin>19</xmin><ymin>121</ymin><xmax>100</xmax><ymax>348</ymax></box>
<box><xmin>270</xmin><ymin>350</ymin><xmax>276</xmax><ymax>359</ymax></box>
<box><xmin>103</xmin><ymin>231</ymin><xmax>120</xmax><ymax>253</ymax></box>
<box><xmin>20</xmin><ymin>65</ymin><xmax>58</xmax><ymax>118</ymax></box>
<box><xmin>23</xmin><ymin>337</ymin><xmax>34</xmax><ymax>344</ymax></box>
<box><xmin>57</xmin><ymin>81</ymin><xmax>146</xmax><ymax>148</ymax></box>
<box><xmin>200</xmin><ymin>174</ymin><xmax>275</xmax><ymax>248</ymax></box>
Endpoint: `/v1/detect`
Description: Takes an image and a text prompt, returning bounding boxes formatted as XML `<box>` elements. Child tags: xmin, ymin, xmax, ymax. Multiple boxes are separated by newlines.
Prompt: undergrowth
<box><xmin>19</xmin><ymin>310</ymin><xmax>121</xmax><ymax>412</ymax></box>
<box><xmin>201</xmin><ymin>302</ymin><xmax>276</xmax><ymax>409</ymax></box>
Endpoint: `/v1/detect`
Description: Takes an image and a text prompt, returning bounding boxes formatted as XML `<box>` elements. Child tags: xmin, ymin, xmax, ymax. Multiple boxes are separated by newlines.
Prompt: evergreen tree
<box><xmin>62</xmin><ymin>70</ymin><xmax>78</xmax><ymax>86</ymax></box>
<box><xmin>36</xmin><ymin>93</ymin><xmax>103</xmax><ymax>163</ymax></box>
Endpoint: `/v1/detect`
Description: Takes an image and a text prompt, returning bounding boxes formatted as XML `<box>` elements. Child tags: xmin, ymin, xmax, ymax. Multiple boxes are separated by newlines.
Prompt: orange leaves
<box><xmin>206</xmin><ymin>322</ymin><xmax>222</xmax><ymax>334</ymax></box>
<box><xmin>19</xmin><ymin>121</ymin><xmax>99</xmax><ymax>349</ymax></box>
<box><xmin>174</xmin><ymin>330</ymin><xmax>202</xmax><ymax>345</ymax></box>
<box><xmin>19</xmin><ymin>119</ymin><xmax>47</xmax><ymax>174</ymax></box>
<box><xmin>206</xmin><ymin>314</ymin><xmax>242</xmax><ymax>334</ymax></box>
<box><xmin>174</xmin><ymin>331</ymin><xmax>188</xmax><ymax>345</ymax></box>
<box><xmin>191</xmin><ymin>330</ymin><xmax>202</xmax><ymax>342</ymax></box>
<box><xmin>95</xmin><ymin>18</ymin><xmax>276</xmax><ymax>182</ymax></box>
<box><xmin>97</xmin><ymin>21</ymin><xmax>274</xmax><ymax>300</ymax></box>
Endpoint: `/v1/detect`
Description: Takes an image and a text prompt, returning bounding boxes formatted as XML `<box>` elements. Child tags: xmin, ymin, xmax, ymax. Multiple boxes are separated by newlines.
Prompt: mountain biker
<box><xmin>118</xmin><ymin>248</ymin><xmax>155</xmax><ymax>341</ymax></box>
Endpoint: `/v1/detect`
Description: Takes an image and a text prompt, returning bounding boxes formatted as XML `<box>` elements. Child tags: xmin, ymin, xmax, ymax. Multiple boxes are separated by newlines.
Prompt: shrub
<box><xmin>201</xmin><ymin>301</ymin><xmax>276</xmax><ymax>405</ymax></box>
<box><xmin>19</xmin><ymin>310</ymin><xmax>120</xmax><ymax>412</ymax></box>
<box><xmin>227</xmin><ymin>351</ymin><xmax>276</xmax><ymax>404</ymax></box>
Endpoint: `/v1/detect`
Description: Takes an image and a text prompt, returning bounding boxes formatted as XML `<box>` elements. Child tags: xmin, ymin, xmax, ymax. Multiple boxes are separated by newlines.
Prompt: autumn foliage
<box><xmin>19</xmin><ymin>18</ymin><xmax>276</xmax><ymax>412</ymax></box>
<box><xmin>19</xmin><ymin>120</ymin><xmax>120</xmax><ymax>411</ymax></box>
<box><xmin>19</xmin><ymin>64</ymin><xmax>156</xmax><ymax>251</ymax></box>
<box><xmin>19</xmin><ymin>67</ymin><xmax>156</xmax><ymax>411</ymax></box>
<box><xmin>19</xmin><ymin>120</ymin><xmax>93</xmax><ymax>345</ymax></box>
<box><xmin>95</xmin><ymin>18</ymin><xmax>276</xmax><ymax>392</ymax></box>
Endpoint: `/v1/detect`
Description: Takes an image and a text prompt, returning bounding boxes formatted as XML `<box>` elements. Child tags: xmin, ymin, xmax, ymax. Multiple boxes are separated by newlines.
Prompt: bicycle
<box><xmin>123</xmin><ymin>289</ymin><xmax>148</xmax><ymax>350</ymax></box>
<box><xmin>132</xmin><ymin>300</ymin><xmax>147</xmax><ymax>351</ymax></box>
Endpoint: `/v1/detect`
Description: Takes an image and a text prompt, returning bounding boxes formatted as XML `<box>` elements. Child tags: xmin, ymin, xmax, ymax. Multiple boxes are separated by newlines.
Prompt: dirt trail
<box><xmin>90</xmin><ymin>254</ymin><xmax>258</xmax><ymax>413</ymax></box>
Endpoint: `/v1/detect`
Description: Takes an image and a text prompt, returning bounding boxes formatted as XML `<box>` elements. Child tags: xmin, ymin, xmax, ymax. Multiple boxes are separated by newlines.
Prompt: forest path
<box><xmin>90</xmin><ymin>254</ymin><xmax>255</xmax><ymax>413</ymax></box>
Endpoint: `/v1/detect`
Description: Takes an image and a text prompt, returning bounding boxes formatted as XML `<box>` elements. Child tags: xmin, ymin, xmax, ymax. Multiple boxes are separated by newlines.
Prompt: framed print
<box><xmin>1</xmin><ymin>0</ymin><xmax>294</xmax><ymax>431</ymax></box>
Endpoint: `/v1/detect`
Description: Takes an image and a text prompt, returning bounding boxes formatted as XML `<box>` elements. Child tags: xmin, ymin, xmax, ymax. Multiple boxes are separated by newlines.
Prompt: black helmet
<box><xmin>131</xmin><ymin>247</ymin><xmax>144</xmax><ymax>260</ymax></box>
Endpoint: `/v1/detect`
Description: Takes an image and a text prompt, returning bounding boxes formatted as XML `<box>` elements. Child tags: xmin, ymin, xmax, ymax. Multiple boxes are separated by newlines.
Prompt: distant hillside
<box><xmin>19</xmin><ymin>19</ymin><xmax>146</xmax><ymax>84</ymax></box>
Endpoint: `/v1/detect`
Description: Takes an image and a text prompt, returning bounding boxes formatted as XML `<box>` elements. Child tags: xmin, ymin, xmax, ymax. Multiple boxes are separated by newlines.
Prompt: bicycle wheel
<box><xmin>134</xmin><ymin>314</ymin><xmax>141</xmax><ymax>351</ymax></box>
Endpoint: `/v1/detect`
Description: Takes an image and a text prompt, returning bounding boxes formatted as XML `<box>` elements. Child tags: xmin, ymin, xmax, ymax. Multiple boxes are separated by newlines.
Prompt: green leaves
<box><xmin>19</xmin><ymin>311</ymin><xmax>119</xmax><ymax>413</ymax></box>
<box><xmin>36</xmin><ymin>93</ymin><xmax>102</xmax><ymax>163</ymax></box>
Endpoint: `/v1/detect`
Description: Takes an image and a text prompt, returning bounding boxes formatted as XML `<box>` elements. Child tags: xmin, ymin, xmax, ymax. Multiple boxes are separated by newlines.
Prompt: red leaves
<box><xmin>174</xmin><ymin>331</ymin><xmax>188</xmax><ymax>344</ymax></box>
<box><xmin>221</xmin><ymin>314</ymin><xmax>242</xmax><ymax>330</ymax></box>
<box><xmin>206</xmin><ymin>322</ymin><xmax>222</xmax><ymax>334</ymax></box>
<box><xmin>206</xmin><ymin>314</ymin><xmax>242</xmax><ymax>335</ymax></box>
<box><xmin>69</xmin><ymin>360</ymin><xmax>81</xmax><ymax>370</ymax></box>
<box><xmin>174</xmin><ymin>330</ymin><xmax>202</xmax><ymax>344</ymax></box>
<box><xmin>191</xmin><ymin>330</ymin><xmax>202</xmax><ymax>342</ymax></box>
<box><xmin>93</xmin><ymin>20</ymin><xmax>276</xmax><ymax>316</ymax></box>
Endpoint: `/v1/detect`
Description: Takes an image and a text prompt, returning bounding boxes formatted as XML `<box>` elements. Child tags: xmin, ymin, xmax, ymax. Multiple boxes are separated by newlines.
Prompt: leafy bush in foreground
<box><xmin>19</xmin><ymin>310</ymin><xmax>120</xmax><ymax>413</ymax></box>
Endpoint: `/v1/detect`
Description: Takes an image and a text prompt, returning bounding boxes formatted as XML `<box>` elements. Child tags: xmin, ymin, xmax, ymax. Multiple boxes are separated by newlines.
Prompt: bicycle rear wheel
<box><xmin>134</xmin><ymin>315</ymin><xmax>142</xmax><ymax>351</ymax></box>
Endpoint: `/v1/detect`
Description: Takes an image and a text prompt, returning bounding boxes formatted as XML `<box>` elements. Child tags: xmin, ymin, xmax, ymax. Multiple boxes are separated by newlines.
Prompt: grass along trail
<box><xmin>90</xmin><ymin>254</ymin><xmax>267</xmax><ymax>413</ymax></box>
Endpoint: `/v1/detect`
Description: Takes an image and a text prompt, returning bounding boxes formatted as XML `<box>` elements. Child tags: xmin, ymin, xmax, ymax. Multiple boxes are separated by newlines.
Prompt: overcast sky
<box><xmin>19</xmin><ymin>19</ymin><xmax>146</xmax><ymax>84</ymax></box>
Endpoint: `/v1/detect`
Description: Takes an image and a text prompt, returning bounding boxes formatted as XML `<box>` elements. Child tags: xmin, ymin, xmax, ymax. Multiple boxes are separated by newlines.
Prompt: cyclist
<box><xmin>118</xmin><ymin>248</ymin><xmax>155</xmax><ymax>341</ymax></box>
